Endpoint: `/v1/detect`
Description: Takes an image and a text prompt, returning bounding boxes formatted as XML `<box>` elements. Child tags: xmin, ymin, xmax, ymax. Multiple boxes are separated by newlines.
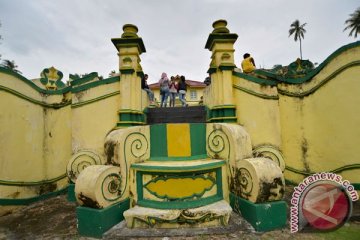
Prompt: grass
<box><xmin>315</xmin><ymin>222</ymin><xmax>360</xmax><ymax>240</ymax></box>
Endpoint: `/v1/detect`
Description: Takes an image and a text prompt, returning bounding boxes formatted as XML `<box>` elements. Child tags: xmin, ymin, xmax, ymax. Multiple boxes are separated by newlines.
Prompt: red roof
<box><xmin>149</xmin><ymin>80</ymin><xmax>206</xmax><ymax>89</ymax></box>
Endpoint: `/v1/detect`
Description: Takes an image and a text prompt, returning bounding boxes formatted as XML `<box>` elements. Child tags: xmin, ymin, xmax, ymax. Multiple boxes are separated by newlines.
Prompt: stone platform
<box><xmin>123</xmin><ymin>200</ymin><xmax>232</xmax><ymax>228</ymax></box>
<box><xmin>104</xmin><ymin>212</ymin><xmax>254</xmax><ymax>239</ymax></box>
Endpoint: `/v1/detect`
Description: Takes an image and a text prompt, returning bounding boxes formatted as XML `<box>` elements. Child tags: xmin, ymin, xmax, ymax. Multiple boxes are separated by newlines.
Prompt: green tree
<box><xmin>344</xmin><ymin>7</ymin><xmax>360</xmax><ymax>38</ymax></box>
<box><xmin>1</xmin><ymin>59</ymin><xmax>22</xmax><ymax>74</ymax></box>
<box><xmin>289</xmin><ymin>19</ymin><xmax>307</xmax><ymax>60</ymax></box>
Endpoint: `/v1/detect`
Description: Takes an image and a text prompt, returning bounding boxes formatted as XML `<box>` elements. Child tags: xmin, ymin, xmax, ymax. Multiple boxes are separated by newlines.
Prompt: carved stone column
<box><xmin>205</xmin><ymin>20</ymin><xmax>238</xmax><ymax>123</ymax></box>
<box><xmin>111</xmin><ymin>24</ymin><xmax>146</xmax><ymax>127</ymax></box>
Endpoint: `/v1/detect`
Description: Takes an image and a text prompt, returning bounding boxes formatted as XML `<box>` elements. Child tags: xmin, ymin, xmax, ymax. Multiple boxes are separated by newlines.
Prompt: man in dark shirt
<box><xmin>141</xmin><ymin>74</ymin><xmax>154</xmax><ymax>104</ymax></box>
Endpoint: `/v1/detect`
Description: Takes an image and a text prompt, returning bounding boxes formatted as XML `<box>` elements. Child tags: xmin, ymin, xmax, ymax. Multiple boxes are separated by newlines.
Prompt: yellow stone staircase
<box><xmin>123</xmin><ymin>123</ymin><xmax>232</xmax><ymax>228</ymax></box>
<box><xmin>73</xmin><ymin>121</ymin><xmax>285</xmax><ymax>231</ymax></box>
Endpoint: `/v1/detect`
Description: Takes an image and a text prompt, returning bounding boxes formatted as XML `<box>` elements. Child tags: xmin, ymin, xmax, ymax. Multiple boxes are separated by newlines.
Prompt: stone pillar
<box><xmin>205</xmin><ymin>20</ymin><xmax>238</xmax><ymax>123</ymax></box>
<box><xmin>111</xmin><ymin>24</ymin><xmax>146</xmax><ymax>127</ymax></box>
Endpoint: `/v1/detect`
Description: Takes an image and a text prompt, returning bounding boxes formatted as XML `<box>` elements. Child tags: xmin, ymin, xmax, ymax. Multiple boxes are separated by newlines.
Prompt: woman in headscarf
<box><xmin>159</xmin><ymin>72</ymin><xmax>170</xmax><ymax>107</ymax></box>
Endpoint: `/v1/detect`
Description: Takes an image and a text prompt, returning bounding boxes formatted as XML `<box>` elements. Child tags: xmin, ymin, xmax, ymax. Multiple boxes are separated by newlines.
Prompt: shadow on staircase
<box><xmin>146</xmin><ymin>106</ymin><xmax>206</xmax><ymax>124</ymax></box>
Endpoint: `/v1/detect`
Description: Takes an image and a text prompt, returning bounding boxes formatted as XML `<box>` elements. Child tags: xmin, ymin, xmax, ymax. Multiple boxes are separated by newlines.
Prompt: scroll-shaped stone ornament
<box><xmin>75</xmin><ymin>165</ymin><xmax>122</xmax><ymax>208</ymax></box>
<box><xmin>66</xmin><ymin>150</ymin><xmax>104</xmax><ymax>183</ymax></box>
<box><xmin>234</xmin><ymin>158</ymin><xmax>285</xmax><ymax>203</ymax></box>
<box><xmin>253</xmin><ymin>145</ymin><xmax>286</xmax><ymax>172</ymax></box>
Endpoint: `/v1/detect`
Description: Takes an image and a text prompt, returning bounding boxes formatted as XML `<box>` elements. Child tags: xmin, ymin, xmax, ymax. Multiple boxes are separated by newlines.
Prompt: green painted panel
<box><xmin>219</xmin><ymin>65</ymin><xmax>236</xmax><ymax>71</ymax></box>
<box><xmin>207</xmin><ymin>67</ymin><xmax>217</xmax><ymax>74</ymax></box>
<box><xmin>76</xmin><ymin>198</ymin><xmax>130</xmax><ymax>238</ymax></box>
<box><xmin>136</xmin><ymin>171</ymin><xmax>144</xmax><ymax>201</ymax></box>
<box><xmin>67</xmin><ymin>183</ymin><xmax>76</xmax><ymax>202</ymax></box>
<box><xmin>216</xmin><ymin>167</ymin><xmax>223</xmax><ymax>197</ymax></box>
<box><xmin>120</xmin><ymin>68</ymin><xmax>135</xmax><ymax>75</ymax></box>
<box><xmin>207</xmin><ymin>105</ymin><xmax>237</xmax><ymax>123</ymax></box>
<box><xmin>150</xmin><ymin>124</ymin><xmax>168</xmax><ymax>157</ymax></box>
<box><xmin>70</xmin><ymin>72</ymin><xmax>98</xmax><ymax>86</ymax></box>
<box><xmin>119</xmin><ymin>112</ymin><xmax>132</xmax><ymax>121</ymax></box>
<box><xmin>190</xmin><ymin>123</ymin><xmax>207</xmax><ymax>156</ymax></box>
<box><xmin>117</xmin><ymin>109</ymin><xmax>146</xmax><ymax>127</ymax></box>
<box><xmin>71</xmin><ymin>76</ymin><xmax>119</xmax><ymax>93</ymax></box>
<box><xmin>223</xmin><ymin>108</ymin><xmax>235</xmax><ymax>117</ymax></box>
<box><xmin>230</xmin><ymin>193</ymin><xmax>287</xmax><ymax>232</ymax></box>
<box><xmin>136</xmin><ymin>168</ymin><xmax>224</xmax><ymax>209</ymax></box>
<box><xmin>116</xmin><ymin>122</ymin><xmax>144</xmax><ymax>127</ymax></box>
<box><xmin>221</xmin><ymin>118</ymin><xmax>237</xmax><ymax>123</ymax></box>
<box><xmin>111</xmin><ymin>37</ymin><xmax>146</xmax><ymax>53</ymax></box>
<box><xmin>205</xmin><ymin>33</ymin><xmax>238</xmax><ymax>50</ymax></box>
<box><xmin>232</xmin><ymin>71</ymin><xmax>278</xmax><ymax>86</ymax></box>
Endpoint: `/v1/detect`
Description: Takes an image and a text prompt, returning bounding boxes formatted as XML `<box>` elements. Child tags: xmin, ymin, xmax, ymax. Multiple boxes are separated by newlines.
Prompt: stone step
<box><xmin>123</xmin><ymin>200</ymin><xmax>232</xmax><ymax>228</ymax></box>
<box><xmin>131</xmin><ymin>159</ymin><xmax>226</xmax><ymax>211</ymax></box>
<box><xmin>147</xmin><ymin>116</ymin><xmax>205</xmax><ymax>124</ymax></box>
<box><xmin>146</xmin><ymin>106</ymin><xmax>206</xmax><ymax>124</ymax></box>
<box><xmin>148</xmin><ymin>106</ymin><xmax>205</xmax><ymax>113</ymax></box>
<box><xmin>104</xmin><ymin>212</ymin><xmax>249</xmax><ymax>239</ymax></box>
<box><xmin>131</xmin><ymin>159</ymin><xmax>225</xmax><ymax>172</ymax></box>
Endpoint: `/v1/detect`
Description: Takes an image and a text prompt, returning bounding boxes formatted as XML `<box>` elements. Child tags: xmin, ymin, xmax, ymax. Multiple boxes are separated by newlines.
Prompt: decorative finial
<box><xmin>121</xmin><ymin>24</ymin><xmax>139</xmax><ymax>38</ymax></box>
<box><xmin>212</xmin><ymin>19</ymin><xmax>230</xmax><ymax>33</ymax></box>
<box><xmin>40</xmin><ymin>66</ymin><xmax>63</xmax><ymax>90</ymax></box>
<box><xmin>111</xmin><ymin>23</ymin><xmax>146</xmax><ymax>53</ymax></box>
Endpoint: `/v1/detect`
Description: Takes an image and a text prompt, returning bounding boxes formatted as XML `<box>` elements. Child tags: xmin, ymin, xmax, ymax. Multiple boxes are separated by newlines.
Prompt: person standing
<box><xmin>169</xmin><ymin>76</ymin><xmax>178</xmax><ymax>107</ymax></box>
<box><xmin>241</xmin><ymin>53</ymin><xmax>256</xmax><ymax>73</ymax></box>
<box><xmin>178</xmin><ymin>75</ymin><xmax>188</xmax><ymax>107</ymax></box>
<box><xmin>159</xmin><ymin>72</ymin><xmax>170</xmax><ymax>107</ymax></box>
<box><xmin>141</xmin><ymin>74</ymin><xmax>154</xmax><ymax>104</ymax></box>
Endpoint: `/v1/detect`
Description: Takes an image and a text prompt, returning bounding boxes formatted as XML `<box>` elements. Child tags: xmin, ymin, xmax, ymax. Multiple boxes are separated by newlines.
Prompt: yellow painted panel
<box><xmin>146</xmin><ymin>177</ymin><xmax>214</xmax><ymax>199</ymax></box>
<box><xmin>167</xmin><ymin>124</ymin><xmax>191</xmax><ymax>157</ymax></box>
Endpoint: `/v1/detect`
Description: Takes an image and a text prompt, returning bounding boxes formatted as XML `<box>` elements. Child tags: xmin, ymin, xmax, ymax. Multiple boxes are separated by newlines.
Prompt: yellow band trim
<box><xmin>167</xmin><ymin>123</ymin><xmax>191</xmax><ymax>157</ymax></box>
<box><xmin>117</xmin><ymin>110</ymin><xmax>144</xmax><ymax>115</ymax></box>
<box><xmin>208</xmin><ymin>116</ymin><xmax>237</xmax><ymax>121</ymax></box>
<box><xmin>117</xmin><ymin>121</ymin><xmax>145</xmax><ymax>125</ymax></box>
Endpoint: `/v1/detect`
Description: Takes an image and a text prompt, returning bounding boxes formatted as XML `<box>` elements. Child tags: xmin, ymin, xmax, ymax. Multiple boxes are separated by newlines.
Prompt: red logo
<box><xmin>301</xmin><ymin>182</ymin><xmax>351</xmax><ymax>231</ymax></box>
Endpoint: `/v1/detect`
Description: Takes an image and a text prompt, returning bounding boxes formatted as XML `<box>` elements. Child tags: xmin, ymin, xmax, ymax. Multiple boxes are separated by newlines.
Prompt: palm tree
<box><xmin>344</xmin><ymin>7</ymin><xmax>360</xmax><ymax>38</ymax></box>
<box><xmin>289</xmin><ymin>20</ymin><xmax>307</xmax><ymax>60</ymax></box>
<box><xmin>1</xmin><ymin>59</ymin><xmax>22</xmax><ymax>74</ymax></box>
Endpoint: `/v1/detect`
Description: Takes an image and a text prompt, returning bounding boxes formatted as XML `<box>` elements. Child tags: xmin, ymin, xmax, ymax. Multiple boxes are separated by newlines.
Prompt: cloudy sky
<box><xmin>0</xmin><ymin>0</ymin><xmax>359</xmax><ymax>83</ymax></box>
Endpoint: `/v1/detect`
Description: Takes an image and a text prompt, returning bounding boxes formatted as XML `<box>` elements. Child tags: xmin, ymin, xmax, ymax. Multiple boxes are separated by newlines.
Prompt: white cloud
<box><xmin>0</xmin><ymin>0</ymin><xmax>358</xmax><ymax>82</ymax></box>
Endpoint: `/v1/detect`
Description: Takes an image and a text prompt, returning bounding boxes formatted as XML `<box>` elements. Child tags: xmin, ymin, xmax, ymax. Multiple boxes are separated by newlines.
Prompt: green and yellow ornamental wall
<box><xmin>1</xmin><ymin>19</ymin><xmax>359</xmax><ymax>237</ymax></box>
